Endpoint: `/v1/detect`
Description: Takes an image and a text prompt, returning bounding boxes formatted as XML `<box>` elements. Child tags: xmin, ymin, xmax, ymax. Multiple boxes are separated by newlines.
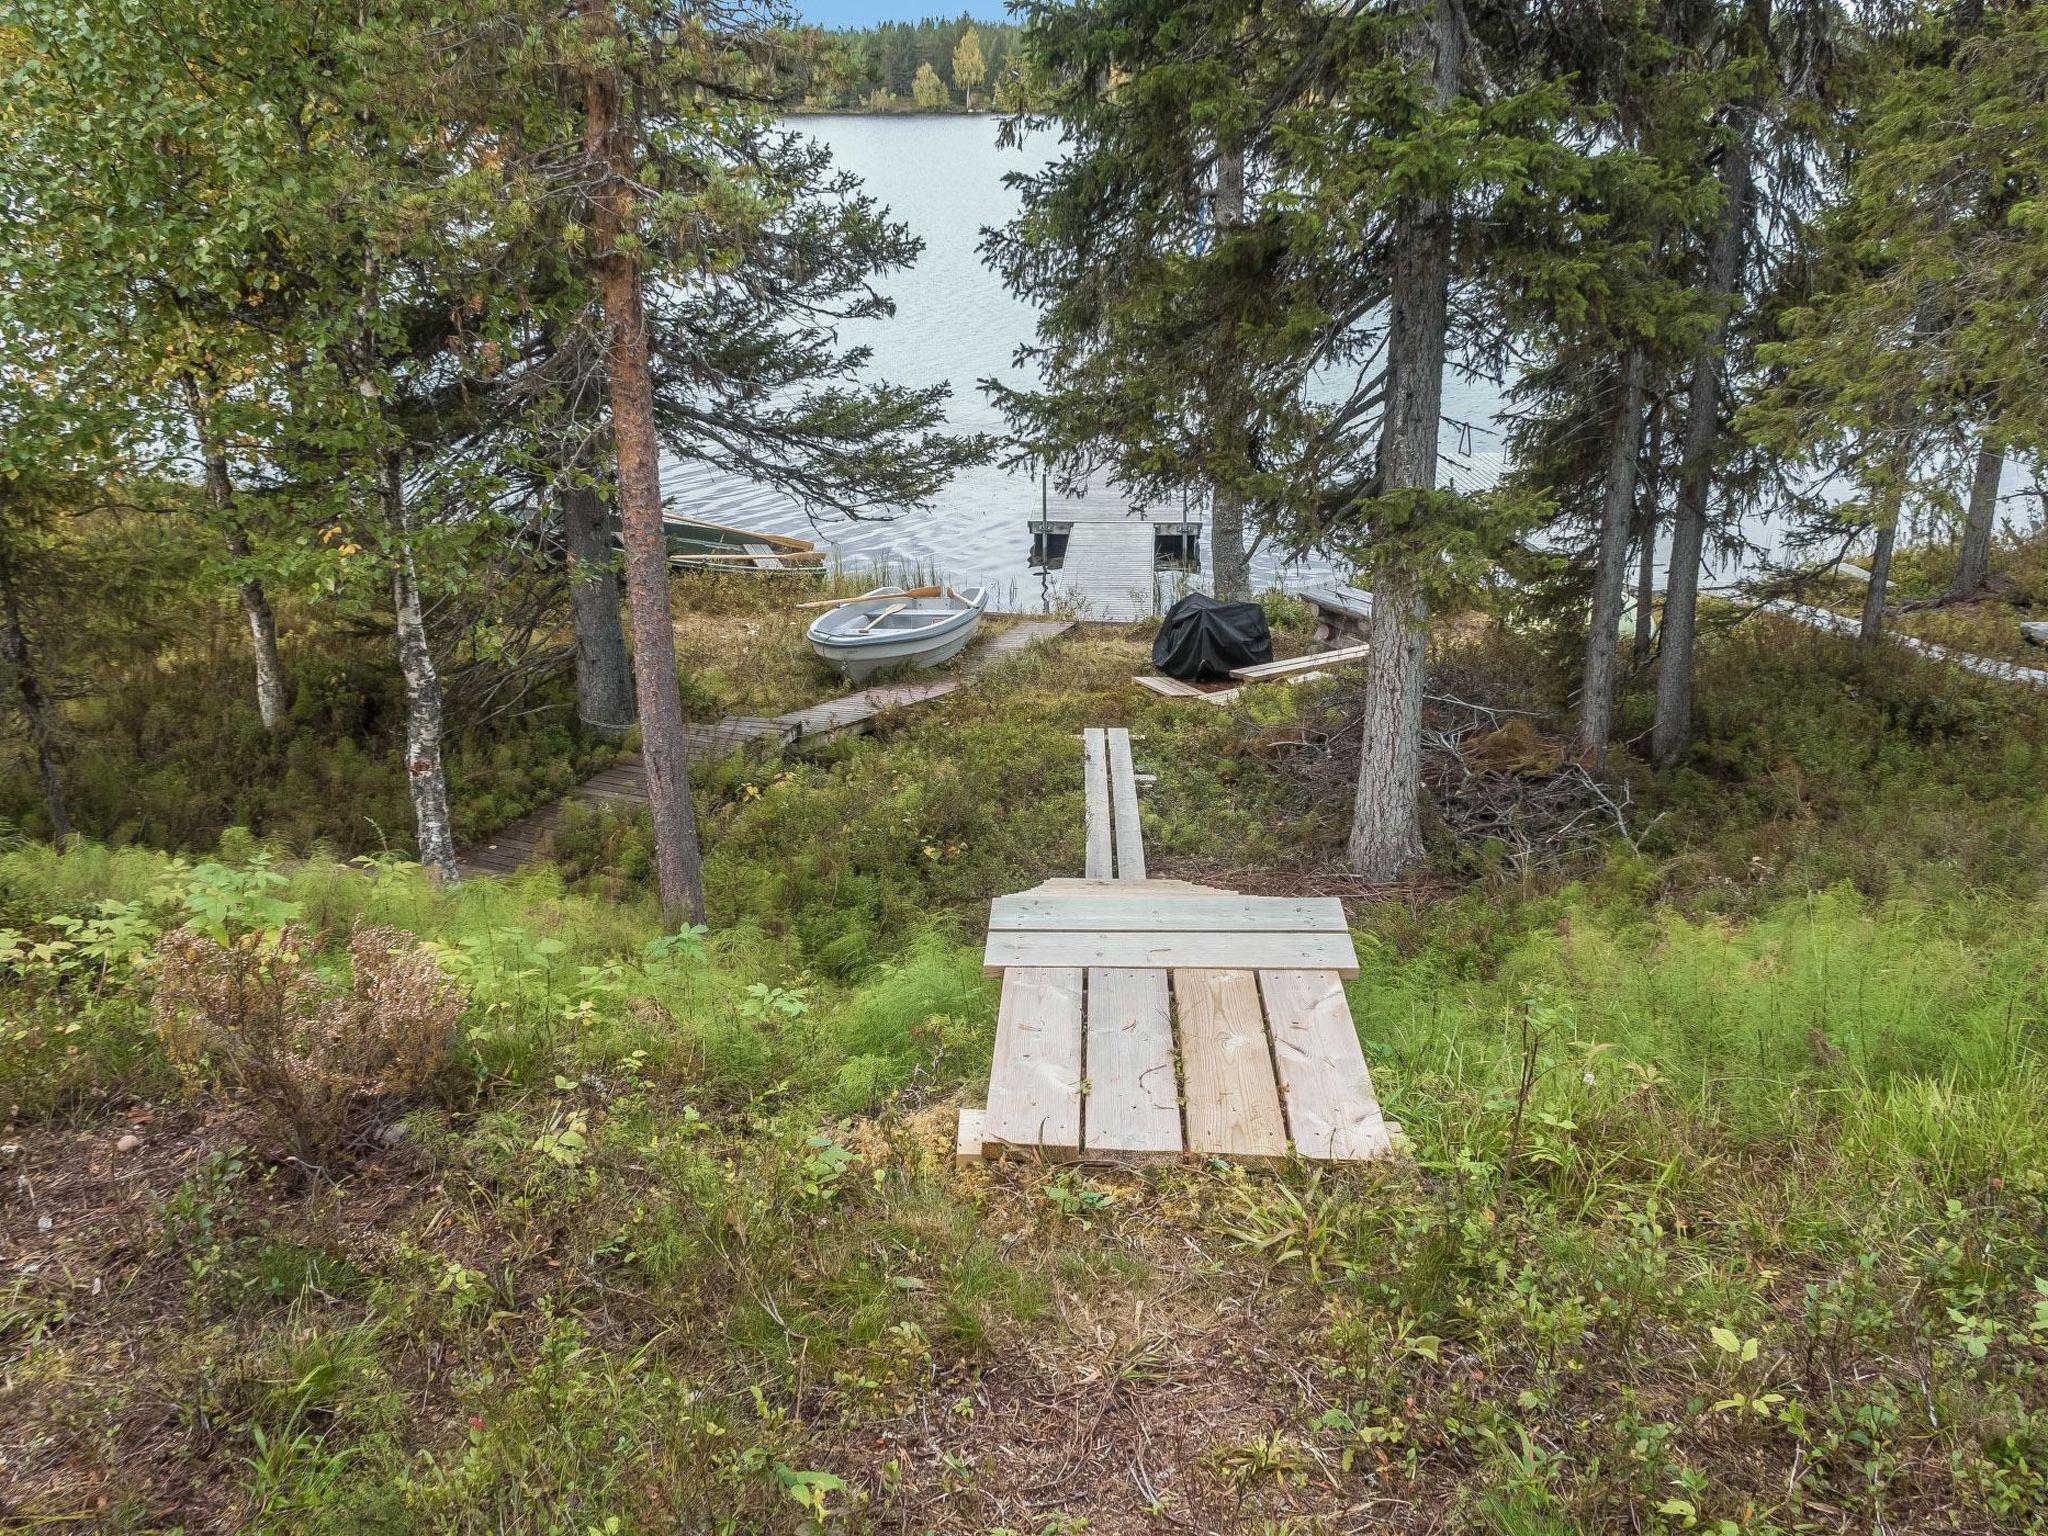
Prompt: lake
<box><xmin>659</xmin><ymin>116</ymin><xmax>2034</xmax><ymax>617</ymax></box>
<box><xmin>659</xmin><ymin>114</ymin><xmax>1509</xmax><ymax>617</ymax></box>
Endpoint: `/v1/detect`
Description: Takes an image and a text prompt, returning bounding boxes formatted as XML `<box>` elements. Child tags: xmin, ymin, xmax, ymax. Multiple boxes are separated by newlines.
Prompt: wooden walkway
<box><xmin>959</xmin><ymin>727</ymin><xmax>1397</xmax><ymax>1167</ymax></box>
<box><xmin>1763</xmin><ymin>600</ymin><xmax>2048</xmax><ymax>690</ymax></box>
<box><xmin>458</xmin><ymin>619</ymin><xmax>1071</xmax><ymax>877</ymax></box>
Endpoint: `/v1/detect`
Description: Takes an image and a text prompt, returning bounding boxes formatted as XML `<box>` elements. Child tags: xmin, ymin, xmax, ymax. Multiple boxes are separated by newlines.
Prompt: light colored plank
<box><xmin>1174</xmin><ymin>969</ymin><xmax>1287</xmax><ymax>1160</ymax></box>
<box><xmin>991</xmin><ymin>893</ymin><xmax>1348</xmax><ymax>933</ymax></box>
<box><xmin>1105</xmin><ymin>727</ymin><xmax>1146</xmax><ymax>880</ymax></box>
<box><xmin>955</xmin><ymin>1107</ymin><xmax>985</xmax><ymax>1166</ymax></box>
<box><xmin>985</xmin><ymin>930</ymin><xmax>1358</xmax><ymax>978</ymax></box>
<box><xmin>1260</xmin><ymin>969</ymin><xmax>1392</xmax><ymax>1161</ymax></box>
<box><xmin>1134</xmin><ymin>674</ymin><xmax>1204</xmax><ymax>698</ymax></box>
<box><xmin>1082</xmin><ymin>729</ymin><xmax>1113</xmax><ymax>880</ymax></box>
<box><xmin>1083</xmin><ymin>969</ymin><xmax>1181</xmax><ymax>1161</ymax></box>
<box><xmin>1229</xmin><ymin>643</ymin><xmax>1371</xmax><ymax>683</ymax></box>
<box><xmin>983</xmin><ymin>967</ymin><xmax>1085</xmax><ymax>1156</ymax></box>
<box><xmin>1027</xmin><ymin>878</ymin><xmax>1225</xmax><ymax>896</ymax></box>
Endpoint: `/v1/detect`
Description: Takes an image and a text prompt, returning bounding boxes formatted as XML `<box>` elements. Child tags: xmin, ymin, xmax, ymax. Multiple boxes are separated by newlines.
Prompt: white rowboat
<box><xmin>807</xmin><ymin>585</ymin><xmax>989</xmax><ymax>683</ymax></box>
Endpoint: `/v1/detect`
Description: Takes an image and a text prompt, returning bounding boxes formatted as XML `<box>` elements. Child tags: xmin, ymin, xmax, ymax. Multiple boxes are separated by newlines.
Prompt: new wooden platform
<box><xmin>457</xmin><ymin>619</ymin><xmax>1072</xmax><ymax>876</ymax></box>
<box><xmin>960</xmin><ymin>727</ymin><xmax>1396</xmax><ymax>1167</ymax></box>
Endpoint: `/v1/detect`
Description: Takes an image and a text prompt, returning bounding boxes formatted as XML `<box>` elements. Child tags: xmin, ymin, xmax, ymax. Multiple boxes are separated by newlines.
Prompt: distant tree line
<box><xmin>798</xmin><ymin>14</ymin><xmax>1025</xmax><ymax>111</ymax></box>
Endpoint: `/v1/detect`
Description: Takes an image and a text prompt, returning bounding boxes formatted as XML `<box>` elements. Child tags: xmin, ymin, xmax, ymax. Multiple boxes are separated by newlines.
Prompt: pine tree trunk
<box><xmin>1860</xmin><ymin>513</ymin><xmax>1898</xmax><ymax>645</ymax></box>
<box><xmin>1946</xmin><ymin>436</ymin><xmax>2002</xmax><ymax>600</ymax></box>
<box><xmin>0</xmin><ymin>532</ymin><xmax>67</xmax><ymax>841</ymax></box>
<box><xmin>1348</xmin><ymin>0</ymin><xmax>1461</xmax><ymax>882</ymax></box>
<box><xmin>1208</xmin><ymin>140</ymin><xmax>1253</xmax><ymax>603</ymax></box>
<box><xmin>178</xmin><ymin>375</ymin><xmax>289</xmax><ymax>733</ymax></box>
<box><xmin>380</xmin><ymin>452</ymin><xmax>459</xmax><ymax>885</ymax></box>
<box><xmin>584</xmin><ymin>1</ymin><xmax>708</xmax><ymax>926</ymax></box>
<box><xmin>561</xmin><ymin>480</ymin><xmax>636</xmax><ymax>732</ymax></box>
<box><xmin>1651</xmin><ymin>81</ymin><xmax>1760</xmax><ymax>768</ymax></box>
<box><xmin>1576</xmin><ymin>345</ymin><xmax>1649</xmax><ymax>764</ymax></box>
<box><xmin>1632</xmin><ymin>400</ymin><xmax>1664</xmax><ymax>670</ymax></box>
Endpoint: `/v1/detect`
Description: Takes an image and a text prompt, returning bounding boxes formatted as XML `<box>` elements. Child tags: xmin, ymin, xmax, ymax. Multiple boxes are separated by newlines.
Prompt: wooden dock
<box><xmin>457</xmin><ymin>619</ymin><xmax>1071</xmax><ymax>877</ymax></box>
<box><xmin>959</xmin><ymin>727</ymin><xmax>1397</xmax><ymax>1167</ymax></box>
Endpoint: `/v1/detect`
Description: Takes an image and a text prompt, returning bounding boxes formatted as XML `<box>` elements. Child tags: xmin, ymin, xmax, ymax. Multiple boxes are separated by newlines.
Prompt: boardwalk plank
<box><xmin>1106</xmin><ymin>727</ymin><xmax>1146</xmax><ymax>879</ymax></box>
<box><xmin>983</xmin><ymin>967</ymin><xmax>1085</xmax><ymax>1157</ymax></box>
<box><xmin>1260</xmin><ymin>969</ymin><xmax>1391</xmax><ymax>1161</ymax></box>
<box><xmin>985</xmin><ymin>930</ymin><xmax>1357</xmax><ymax>977</ymax></box>
<box><xmin>1082</xmin><ymin>729</ymin><xmax>1113</xmax><ymax>879</ymax></box>
<box><xmin>1174</xmin><ymin>969</ymin><xmax>1287</xmax><ymax>1160</ymax></box>
<box><xmin>992</xmin><ymin>893</ymin><xmax>1347</xmax><ymax>933</ymax></box>
<box><xmin>1083</xmin><ymin>968</ymin><xmax>1181</xmax><ymax>1161</ymax></box>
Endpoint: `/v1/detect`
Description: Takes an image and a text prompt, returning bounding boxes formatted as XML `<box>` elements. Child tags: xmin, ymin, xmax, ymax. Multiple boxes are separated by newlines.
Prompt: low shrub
<box><xmin>151</xmin><ymin>920</ymin><xmax>464</xmax><ymax>1162</ymax></box>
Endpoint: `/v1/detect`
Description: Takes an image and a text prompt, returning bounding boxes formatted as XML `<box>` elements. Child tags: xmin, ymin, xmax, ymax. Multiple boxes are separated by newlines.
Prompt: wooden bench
<box><xmin>960</xmin><ymin>727</ymin><xmax>1398</xmax><ymax>1167</ymax></box>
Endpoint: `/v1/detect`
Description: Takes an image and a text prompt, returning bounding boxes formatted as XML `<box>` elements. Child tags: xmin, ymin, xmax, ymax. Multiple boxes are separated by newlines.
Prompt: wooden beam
<box><xmin>991</xmin><ymin>893</ymin><xmax>1348</xmax><ymax>933</ymax></box>
<box><xmin>1134</xmin><ymin>673</ymin><xmax>1204</xmax><ymax>698</ymax></box>
<box><xmin>985</xmin><ymin>929</ymin><xmax>1358</xmax><ymax>977</ymax></box>
<box><xmin>1230</xmin><ymin>643</ymin><xmax>1370</xmax><ymax>683</ymax></box>
<box><xmin>1082</xmin><ymin>728</ymin><xmax>1113</xmax><ymax>879</ymax></box>
<box><xmin>1106</xmin><ymin>727</ymin><xmax>1146</xmax><ymax>880</ymax></box>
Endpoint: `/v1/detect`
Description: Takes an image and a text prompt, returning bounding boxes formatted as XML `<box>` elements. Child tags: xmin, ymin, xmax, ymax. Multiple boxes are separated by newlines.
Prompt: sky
<box><xmin>795</xmin><ymin>2</ymin><xmax>1009</xmax><ymax>27</ymax></box>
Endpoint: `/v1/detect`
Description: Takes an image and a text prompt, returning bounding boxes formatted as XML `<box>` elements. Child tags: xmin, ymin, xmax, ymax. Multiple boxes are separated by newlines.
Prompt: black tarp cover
<box><xmin>1151</xmin><ymin>591</ymin><xmax>1272</xmax><ymax>682</ymax></box>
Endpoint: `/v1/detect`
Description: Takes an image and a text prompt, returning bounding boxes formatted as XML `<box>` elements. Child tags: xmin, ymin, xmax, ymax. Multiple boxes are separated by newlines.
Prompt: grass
<box><xmin>4</xmin><ymin>577</ymin><xmax>2048</xmax><ymax>1531</ymax></box>
<box><xmin>1807</xmin><ymin>527</ymin><xmax>2047</xmax><ymax>667</ymax></box>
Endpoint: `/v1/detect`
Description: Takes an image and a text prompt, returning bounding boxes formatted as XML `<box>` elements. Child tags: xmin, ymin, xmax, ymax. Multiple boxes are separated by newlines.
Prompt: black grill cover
<box><xmin>1151</xmin><ymin>592</ymin><xmax>1272</xmax><ymax>682</ymax></box>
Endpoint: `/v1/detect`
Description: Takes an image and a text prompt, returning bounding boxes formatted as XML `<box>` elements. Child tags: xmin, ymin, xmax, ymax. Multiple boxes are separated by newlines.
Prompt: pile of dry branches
<box><xmin>1265</xmin><ymin>677</ymin><xmax>1645</xmax><ymax>879</ymax></box>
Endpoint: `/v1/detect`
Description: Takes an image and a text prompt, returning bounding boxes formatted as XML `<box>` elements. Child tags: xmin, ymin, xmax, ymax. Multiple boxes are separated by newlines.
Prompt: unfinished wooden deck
<box><xmin>457</xmin><ymin>619</ymin><xmax>1071</xmax><ymax>877</ymax></box>
<box><xmin>960</xmin><ymin>727</ymin><xmax>1397</xmax><ymax>1167</ymax></box>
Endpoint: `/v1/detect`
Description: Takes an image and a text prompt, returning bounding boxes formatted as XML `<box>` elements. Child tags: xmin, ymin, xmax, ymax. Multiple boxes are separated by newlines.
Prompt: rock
<box><xmin>2021</xmin><ymin>621</ymin><xmax>2048</xmax><ymax>648</ymax></box>
<box><xmin>377</xmin><ymin>1121</ymin><xmax>410</xmax><ymax>1147</ymax></box>
<box><xmin>115</xmin><ymin>1134</ymin><xmax>140</xmax><ymax>1153</ymax></box>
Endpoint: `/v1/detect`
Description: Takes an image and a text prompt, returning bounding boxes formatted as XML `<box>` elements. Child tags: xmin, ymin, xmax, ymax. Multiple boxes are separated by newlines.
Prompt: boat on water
<box><xmin>658</xmin><ymin>514</ymin><xmax>824</xmax><ymax>572</ymax></box>
<box><xmin>807</xmin><ymin>585</ymin><xmax>989</xmax><ymax>683</ymax></box>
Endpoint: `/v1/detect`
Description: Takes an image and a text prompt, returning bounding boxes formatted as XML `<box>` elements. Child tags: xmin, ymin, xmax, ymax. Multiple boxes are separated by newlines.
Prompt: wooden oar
<box><xmin>792</xmin><ymin>585</ymin><xmax>944</xmax><ymax>612</ymax></box>
<box><xmin>856</xmin><ymin>602</ymin><xmax>911</xmax><ymax>633</ymax></box>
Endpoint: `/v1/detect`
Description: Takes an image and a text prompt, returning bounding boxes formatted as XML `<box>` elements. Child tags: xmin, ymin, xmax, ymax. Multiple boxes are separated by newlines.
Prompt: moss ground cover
<box><xmin>4</xmin><ymin>586</ymin><xmax>2047</xmax><ymax>1533</ymax></box>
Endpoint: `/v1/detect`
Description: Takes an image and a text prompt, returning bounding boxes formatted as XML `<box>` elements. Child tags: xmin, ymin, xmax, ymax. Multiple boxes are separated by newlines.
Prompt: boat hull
<box><xmin>808</xmin><ymin>587</ymin><xmax>989</xmax><ymax>683</ymax></box>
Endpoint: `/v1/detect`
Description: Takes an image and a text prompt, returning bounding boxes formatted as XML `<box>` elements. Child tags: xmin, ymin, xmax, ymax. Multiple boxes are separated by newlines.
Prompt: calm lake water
<box><xmin>659</xmin><ymin>115</ymin><xmax>1509</xmax><ymax>618</ymax></box>
<box><xmin>659</xmin><ymin>116</ymin><xmax>2034</xmax><ymax>617</ymax></box>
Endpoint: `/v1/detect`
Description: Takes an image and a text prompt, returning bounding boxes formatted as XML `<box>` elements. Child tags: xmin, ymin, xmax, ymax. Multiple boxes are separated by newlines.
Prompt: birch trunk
<box><xmin>1348</xmin><ymin>0</ymin><xmax>1460</xmax><ymax>882</ymax></box>
<box><xmin>0</xmin><ymin>532</ymin><xmax>67</xmax><ymax>840</ymax></box>
<box><xmin>1207</xmin><ymin>141</ymin><xmax>1253</xmax><ymax>603</ymax></box>
<box><xmin>583</xmin><ymin>1</ymin><xmax>708</xmax><ymax>925</ymax></box>
<box><xmin>379</xmin><ymin>453</ymin><xmax>459</xmax><ymax>885</ymax></box>
<box><xmin>561</xmin><ymin>481</ymin><xmax>635</xmax><ymax>732</ymax></box>
<box><xmin>178</xmin><ymin>375</ymin><xmax>289</xmax><ymax>732</ymax></box>
<box><xmin>1651</xmin><ymin>83</ymin><xmax>1759</xmax><ymax>767</ymax></box>
<box><xmin>1946</xmin><ymin>437</ymin><xmax>2002</xmax><ymax>600</ymax></box>
<box><xmin>1576</xmin><ymin>345</ymin><xmax>1650</xmax><ymax>763</ymax></box>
